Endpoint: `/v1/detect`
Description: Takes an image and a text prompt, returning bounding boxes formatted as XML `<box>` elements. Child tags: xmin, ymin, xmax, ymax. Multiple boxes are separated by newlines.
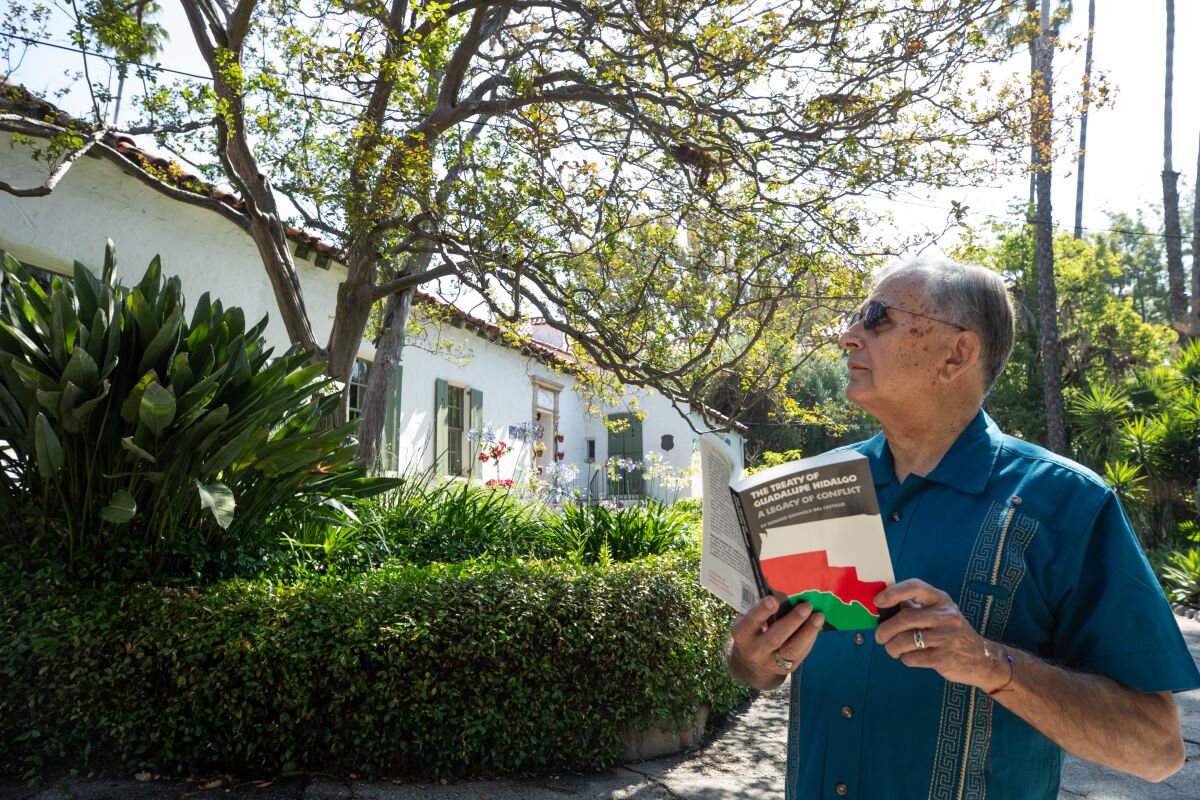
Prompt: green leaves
<box><xmin>0</xmin><ymin>554</ymin><xmax>747</xmax><ymax>780</ymax></box>
<box><xmin>99</xmin><ymin>490</ymin><xmax>137</xmax><ymax>524</ymax></box>
<box><xmin>33</xmin><ymin>412</ymin><xmax>62</xmax><ymax>478</ymax></box>
<box><xmin>0</xmin><ymin>245</ymin><xmax>397</xmax><ymax>582</ymax></box>
<box><xmin>197</xmin><ymin>481</ymin><xmax>235</xmax><ymax>529</ymax></box>
<box><xmin>138</xmin><ymin>380</ymin><xmax>176</xmax><ymax>437</ymax></box>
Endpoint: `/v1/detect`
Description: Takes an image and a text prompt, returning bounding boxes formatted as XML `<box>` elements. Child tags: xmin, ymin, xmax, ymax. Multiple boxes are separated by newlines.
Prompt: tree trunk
<box><xmin>1072</xmin><ymin>0</ymin><xmax>1095</xmax><ymax>239</ymax></box>
<box><xmin>1192</xmin><ymin>131</ymin><xmax>1200</xmax><ymax>337</ymax></box>
<box><xmin>356</xmin><ymin>288</ymin><xmax>413</xmax><ymax>467</ymax></box>
<box><xmin>1033</xmin><ymin>0</ymin><xmax>1067</xmax><ymax>454</ymax></box>
<box><xmin>1163</xmin><ymin>0</ymin><xmax>1188</xmax><ymax>332</ymax></box>
<box><xmin>178</xmin><ymin>0</ymin><xmax>321</xmax><ymax>357</ymax></box>
<box><xmin>324</xmin><ymin>246</ymin><xmax>381</xmax><ymax>426</ymax></box>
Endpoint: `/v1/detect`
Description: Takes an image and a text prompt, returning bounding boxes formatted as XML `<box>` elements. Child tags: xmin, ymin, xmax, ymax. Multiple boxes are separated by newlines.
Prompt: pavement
<box><xmin>2</xmin><ymin>616</ymin><xmax>1197</xmax><ymax>800</ymax></box>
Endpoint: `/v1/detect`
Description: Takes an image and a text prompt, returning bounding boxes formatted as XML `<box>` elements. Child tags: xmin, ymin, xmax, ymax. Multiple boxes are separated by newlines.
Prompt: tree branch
<box><xmin>372</xmin><ymin>264</ymin><xmax>457</xmax><ymax>299</ymax></box>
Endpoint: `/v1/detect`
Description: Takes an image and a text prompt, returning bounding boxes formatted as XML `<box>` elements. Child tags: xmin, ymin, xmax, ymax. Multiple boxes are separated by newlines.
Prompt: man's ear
<box><xmin>938</xmin><ymin>331</ymin><xmax>982</xmax><ymax>385</ymax></box>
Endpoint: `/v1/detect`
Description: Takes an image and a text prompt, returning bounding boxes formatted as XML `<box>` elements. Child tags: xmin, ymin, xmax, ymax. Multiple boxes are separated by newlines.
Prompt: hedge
<box><xmin>0</xmin><ymin>554</ymin><xmax>748</xmax><ymax>780</ymax></box>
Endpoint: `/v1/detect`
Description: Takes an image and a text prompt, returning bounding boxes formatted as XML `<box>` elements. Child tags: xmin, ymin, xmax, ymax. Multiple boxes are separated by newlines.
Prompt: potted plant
<box><xmin>555</xmin><ymin>431</ymin><xmax>565</xmax><ymax>443</ymax></box>
<box><xmin>533</xmin><ymin>442</ymin><xmax>547</xmax><ymax>457</ymax></box>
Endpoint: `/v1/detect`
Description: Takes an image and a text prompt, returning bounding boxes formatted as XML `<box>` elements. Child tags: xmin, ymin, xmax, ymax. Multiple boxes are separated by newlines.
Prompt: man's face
<box><xmin>837</xmin><ymin>273</ymin><xmax>964</xmax><ymax>421</ymax></box>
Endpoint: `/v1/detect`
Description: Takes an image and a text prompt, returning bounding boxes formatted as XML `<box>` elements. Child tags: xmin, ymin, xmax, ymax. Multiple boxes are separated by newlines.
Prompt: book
<box><xmin>699</xmin><ymin>437</ymin><xmax>895</xmax><ymax>631</ymax></box>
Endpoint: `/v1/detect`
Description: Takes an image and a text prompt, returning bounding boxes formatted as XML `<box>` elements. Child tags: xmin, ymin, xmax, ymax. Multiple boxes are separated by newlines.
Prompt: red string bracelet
<box><xmin>988</xmin><ymin>655</ymin><xmax>1016</xmax><ymax>696</ymax></box>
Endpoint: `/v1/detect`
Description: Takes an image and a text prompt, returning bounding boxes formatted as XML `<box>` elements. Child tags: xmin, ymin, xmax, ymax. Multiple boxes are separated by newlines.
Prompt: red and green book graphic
<box><xmin>760</xmin><ymin>550</ymin><xmax>888</xmax><ymax>630</ymax></box>
<box><xmin>758</xmin><ymin>516</ymin><xmax>894</xmax><ymax>630</ymax></box>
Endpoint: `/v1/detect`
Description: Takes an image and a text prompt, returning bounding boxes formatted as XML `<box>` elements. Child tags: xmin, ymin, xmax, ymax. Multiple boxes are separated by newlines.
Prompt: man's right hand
<box><xmin>726</xmin><ymin>595</ymin><xmax>825</xmax><ymax>690</ymax></box>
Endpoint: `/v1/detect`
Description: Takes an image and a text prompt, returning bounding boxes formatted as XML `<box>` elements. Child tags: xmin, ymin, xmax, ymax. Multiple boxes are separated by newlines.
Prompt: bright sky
<box><xmin>5</xmin><ymin>1</ymin><xmax>1198</xmax><ymax>250</ymax></box>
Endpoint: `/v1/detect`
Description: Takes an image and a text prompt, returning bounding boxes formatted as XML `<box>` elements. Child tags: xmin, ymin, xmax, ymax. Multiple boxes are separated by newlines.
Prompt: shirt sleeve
<box><xmin>1051</xmin><ymin>490</ymin><xmax>1200</xmax><ymax>693</ymax></box>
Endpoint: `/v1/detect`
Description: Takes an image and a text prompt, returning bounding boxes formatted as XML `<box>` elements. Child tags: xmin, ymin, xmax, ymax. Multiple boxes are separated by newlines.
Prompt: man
<box><xmin>726</xmin><ymin>259</ymin><xmax>1199</xmax><ymax>799</ymax></box>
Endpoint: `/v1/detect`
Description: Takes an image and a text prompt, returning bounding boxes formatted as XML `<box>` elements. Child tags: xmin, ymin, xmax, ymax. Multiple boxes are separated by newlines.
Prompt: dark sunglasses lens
<box><xmin>864</xmin><ymin>302</ymin><xmax>886</xmax><ymax>330</ymax></box>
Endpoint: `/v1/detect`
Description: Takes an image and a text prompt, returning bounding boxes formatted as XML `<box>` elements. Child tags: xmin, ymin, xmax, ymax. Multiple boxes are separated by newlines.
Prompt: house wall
<box><xmin>0</xmin><ymin>136</ymin><xmax>351</xmax><ymax>359</ymax></box>
<box><xmin>395</xmin><ymin>318</ymin><xmax>745</xmax><ymax>499</ymax></box>
<box><xmin>0</xmin><ymin>134</ymin><xmax>745</xmax><ymax>498</ymax></box>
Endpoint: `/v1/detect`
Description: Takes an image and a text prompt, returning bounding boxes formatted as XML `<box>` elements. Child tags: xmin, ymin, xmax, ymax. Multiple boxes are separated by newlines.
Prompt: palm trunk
<box><xmin>1191</xmin><ymin>131</ymin><xmax>1200</xmax><ymax>337</ymax></box>
<box><xmin>1072</xmin><ymin>0</ymin><xmax>1095</xmax><ymax>239</ymax></box>
<box><xmin>1163</xmin><ymin>0</ymin><xmax>1188</xmax><ymax>332</ymax></box>
<box><xmin>1033</xmin><ymin>0</ymin><xmax>1066</xmax><ymax>454</ymax></box>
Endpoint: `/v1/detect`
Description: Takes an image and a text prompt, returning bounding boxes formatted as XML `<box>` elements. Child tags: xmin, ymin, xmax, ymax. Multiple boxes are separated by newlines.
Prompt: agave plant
<box><xmin>0</xmin><ymin>244</ymin><xmax>398</xmax><ymax>581</ymax></box>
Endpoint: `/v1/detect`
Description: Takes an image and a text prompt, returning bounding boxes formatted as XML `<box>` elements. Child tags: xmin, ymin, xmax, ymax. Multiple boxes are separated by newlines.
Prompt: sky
<box><xmin>3</xmin><ymin>1</ymin><xmax>1198</xmax><ymax>253</ymax></box>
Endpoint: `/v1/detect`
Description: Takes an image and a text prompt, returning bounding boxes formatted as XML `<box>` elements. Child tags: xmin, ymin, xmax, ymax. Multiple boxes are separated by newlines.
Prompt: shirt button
<box><xmin>841</xmin><ymin>705</ymin><xmax>853</xmax><ymax>719</ymax></box>
<box><xmin>854</xmin><ymin>633</ymin><xmax>865</xmax><ymax>645</ymax></box>
<box><xmin>889</xmin><ymin>511</ymin><xmax>902</xmax><ymax>522</ymax></box>
<box><xmin>836</xmin><ymin>783</ymin><xmax>849</xmax><ymax>796</ymax></box>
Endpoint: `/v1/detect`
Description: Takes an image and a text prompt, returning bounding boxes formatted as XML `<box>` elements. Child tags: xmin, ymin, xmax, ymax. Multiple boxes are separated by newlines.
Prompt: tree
<box><xmin>1192</xmin><ymin>135</ymin><xmax>1200</xmax><ymax>336</ymax></box>
<box><xmin>1030</xmin><ymin>0</ymin><xmax>1067</xmax><ymax>453</ymax></box>
<box><xmin>959</xmin><ymin>221</ymin><xmax>1177</xmax><ymax>445</ymax></box>
<box><xmin>2</xmin><ymin>0</ymin><xmax>1021</xmax><ymax>467</ymax></box>
<box><xmin>1071</xmin><ymin>0</ymin><xmax>1094</xmax><ymax>239</ymax></box>
<box><xmin>1162</xmin><ymin>0</ymin><xmax>1188</xmax><ymax>334</ymax></box>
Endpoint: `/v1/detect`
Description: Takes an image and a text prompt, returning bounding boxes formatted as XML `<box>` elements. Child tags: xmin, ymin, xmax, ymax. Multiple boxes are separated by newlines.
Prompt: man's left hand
<box><xmin>874</xmin><ymin>578</ymin><xmax>1009</xmax><ymax>692</ymax></box>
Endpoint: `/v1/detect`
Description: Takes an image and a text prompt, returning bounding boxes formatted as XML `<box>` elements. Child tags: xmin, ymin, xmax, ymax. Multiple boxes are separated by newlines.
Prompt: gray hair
<box><xmin>877</xmin><ymin>257</ymin><xmax>1015</xmax><ymax>396</ymax></box>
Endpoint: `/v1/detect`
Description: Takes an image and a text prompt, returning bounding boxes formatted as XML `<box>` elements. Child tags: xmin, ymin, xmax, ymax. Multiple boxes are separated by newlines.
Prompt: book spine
<box><xmin>729</xmin><ymin>486</ymin><xmax>770</xmax><ymax>598</ymax></box>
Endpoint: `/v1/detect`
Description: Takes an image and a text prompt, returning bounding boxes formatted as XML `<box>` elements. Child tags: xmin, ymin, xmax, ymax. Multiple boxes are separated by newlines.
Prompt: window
<box><xmin>446</xmin><ymin>384</ymin><xmax>465</xmax><ymax>475</ymax></box>
<box><xmin>347</xmin><ymin>358</ymin><xmax>370</xmax><ymax>420</ymax></box>
<box><xmin>586</xmin><ymin>438</ymin><xmax>596</xmax><ymax>463</ymax></box>
<box><xmin>434</xmin><ymin>379</ymin><xmax>482</xmax><ymax>478</ymax></box>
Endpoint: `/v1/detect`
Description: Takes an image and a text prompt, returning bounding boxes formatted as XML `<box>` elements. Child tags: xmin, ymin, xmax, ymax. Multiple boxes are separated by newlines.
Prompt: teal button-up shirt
<box><xmin>786</xmin><ymin>410</ymin><xmax>1200</xmax><ymax>800</ymax></box>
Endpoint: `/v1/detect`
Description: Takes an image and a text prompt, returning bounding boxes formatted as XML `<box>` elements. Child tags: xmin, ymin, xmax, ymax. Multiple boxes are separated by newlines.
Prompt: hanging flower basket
<box><xmin>533</xmin><ymin>443</ymin><xmax>547</xmax><ymax>457</ymax></box>
<box><xmin>555</xmin><ymin>451</ymin><xmax>565</xmax><ymax>461</ymax></box>
<box><xmin>555</xmin><ymin>432</ymin><xmax>565</xmax><ymax>443</ymax></box>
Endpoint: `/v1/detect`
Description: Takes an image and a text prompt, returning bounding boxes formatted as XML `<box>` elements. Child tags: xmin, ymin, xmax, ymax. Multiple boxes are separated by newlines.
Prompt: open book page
<box><xmin>699</xmin><ymin>436</ymin><xmax>759</xmax><ymax>613</ymax></box>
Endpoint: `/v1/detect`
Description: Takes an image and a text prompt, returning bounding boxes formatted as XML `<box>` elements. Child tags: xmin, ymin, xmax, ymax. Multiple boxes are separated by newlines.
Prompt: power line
<box><xmin>2</xmin><ymin>31</ymin><xmax>1191</xmax><ymax>245</ymax></box>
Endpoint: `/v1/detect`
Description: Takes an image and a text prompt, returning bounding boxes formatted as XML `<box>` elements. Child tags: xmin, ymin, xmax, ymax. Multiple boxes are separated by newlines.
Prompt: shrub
<box><xmin>1159</xmin><ymin>547</ymin><xmax>1200</xmax><ymax>607</ymax></box>
<box><xmin>0</xmin><ymin>245</ymin><xmax>398</xmax><ymax>582</ymax></box>
<box><xmin>0</xmin><ymin>554</ymin><xmax>748</xmax><ymax>780</ymax></box>
<box><xmin>545</xmin><ymin>500</ymin><xmax>698</xmax><ymax>564</ymax></box>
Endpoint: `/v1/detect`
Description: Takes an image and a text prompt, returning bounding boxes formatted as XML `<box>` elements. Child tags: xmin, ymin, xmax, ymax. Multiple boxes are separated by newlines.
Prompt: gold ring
<box><xmin>772</xmin><ymin>651</ymin><xmax>795</xmax><ymax>671</ymax></box>
<box><xmin>913</xmin><ymin>629</ymin><xmax>926</xmax><ymax>650</ymax></box>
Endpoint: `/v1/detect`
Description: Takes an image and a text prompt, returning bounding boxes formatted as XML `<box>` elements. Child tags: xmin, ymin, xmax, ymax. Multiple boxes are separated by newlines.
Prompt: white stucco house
<box><xmin>0</xmin><ymin>85</ymin><xmax>744</xmax><ymax>501</ymax></box>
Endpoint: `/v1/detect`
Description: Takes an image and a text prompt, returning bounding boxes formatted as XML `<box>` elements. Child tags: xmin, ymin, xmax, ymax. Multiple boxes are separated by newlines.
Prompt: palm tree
<box><xmin>1072</xmin><ymin>0</ymin><xmax>1095</xmax><ymax>239</ymax></box>
<box><xmin>1162</xmin><ymin>0</ymin><xmax>1188</xmax><ymax>333</ymax></box>
<box><xmin>1031</xmin><ymin>0</ymin><xmax>1067</xmax><ymax>453</ymax></box>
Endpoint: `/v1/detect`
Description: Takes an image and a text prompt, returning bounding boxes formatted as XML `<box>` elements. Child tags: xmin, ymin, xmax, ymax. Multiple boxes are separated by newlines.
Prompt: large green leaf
<box><xmin>138</xmin><ymin>307</ymin><xmax>182</xmax><ymax>375</ymax></box>
<box><xmin>99</xmin><ymin>490</ymin><xmax>137</xmax><ymax>523</ymax></box>
<box><xmin>33</xmin><ymin>412</ymin><xmax>63</xmax><ymax>478</ymax></box>
<box><xmin>120</xmin><ymin>436</ymin><xmax>156</xmax><ymax>463</ymax></box>
<box><xmin>196</xmin><ymin>480</ymin><xmax>235</xmax><ymax>529</ymax></box>
<box><xmin>120</xmin><ymin>371</ymin><xmax>158</xmax><ymax>424</ymax></box>
<box><xmin>139</xmin><ymin>380</ymin><xmax>176</xmax><ymax>437</ymax></box>
<box><xmin>63</xmin><ymin>348</ymin><xmax>100</xmax><ymax>391</ymax></box>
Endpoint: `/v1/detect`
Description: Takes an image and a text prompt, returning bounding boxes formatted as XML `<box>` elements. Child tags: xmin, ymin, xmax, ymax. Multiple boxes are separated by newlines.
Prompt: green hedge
<box><xmin>0</xmin><ymin>554</ymin><xmax>748</xmax><ymax>779</ymax></box>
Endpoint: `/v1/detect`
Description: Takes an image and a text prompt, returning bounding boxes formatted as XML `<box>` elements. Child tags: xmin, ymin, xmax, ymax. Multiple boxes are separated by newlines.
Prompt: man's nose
<box><xmin>838</xmin><ymin>323</ymin><xmax>863</xmax><ymax>350</ymax></box>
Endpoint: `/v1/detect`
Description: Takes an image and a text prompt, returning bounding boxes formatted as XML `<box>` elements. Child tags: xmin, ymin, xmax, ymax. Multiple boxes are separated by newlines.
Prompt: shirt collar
<box><xmin>860</xmin><ymin>408</ymin><xmax>1001</xmax><ymax>495</ymax></box>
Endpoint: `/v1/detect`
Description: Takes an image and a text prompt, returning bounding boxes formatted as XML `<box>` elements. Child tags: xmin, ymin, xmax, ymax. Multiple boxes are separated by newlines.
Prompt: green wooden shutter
<box><xmin>381</xmin><ymin>365</ymin><xmax>403</xmax><ymax>472</ymax></box>
<box><xmin>434</xmin><ymin>378</ymin><xmax>448</xmax><ymax>475</ymax></box>
<box><xmin>607</xmin><ymin>414</ymin><xmax>644</xmax><ymax>496</ymax></box>
<box><xmin>469</xmin><ymin>388</ymin><xmax>484</xmax><ymax>480</ymax></box>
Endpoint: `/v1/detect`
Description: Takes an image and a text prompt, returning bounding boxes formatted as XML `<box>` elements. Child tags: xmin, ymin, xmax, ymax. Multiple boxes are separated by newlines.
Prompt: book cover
<box><xmin>700</xmin><ymin>439</ymin><xmax>894</xmax><ymax>630</ymax></box>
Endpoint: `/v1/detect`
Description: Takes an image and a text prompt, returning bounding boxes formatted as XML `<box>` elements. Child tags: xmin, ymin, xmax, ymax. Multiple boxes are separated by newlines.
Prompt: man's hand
<box><xmin>873</xmin><ymin>578</ymin><xmax>1010</xmax><ymax>691</ymax></box>
<box><xmin>726</xmin><ymin>595</ymin><xmax>825</xmax><ymax>690</ymax></box>
<box><xmin>873</xmin><ymin>578</ymin><xmax>1186</xmax><ymax>782</ymax></box>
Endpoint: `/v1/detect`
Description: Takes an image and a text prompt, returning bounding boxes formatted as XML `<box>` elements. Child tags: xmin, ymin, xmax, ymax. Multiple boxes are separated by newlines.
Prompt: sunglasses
<box><xmin>845</xmin><ymin>300</ymin><xmax>966</xmax><ymax>333</ymax></box>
